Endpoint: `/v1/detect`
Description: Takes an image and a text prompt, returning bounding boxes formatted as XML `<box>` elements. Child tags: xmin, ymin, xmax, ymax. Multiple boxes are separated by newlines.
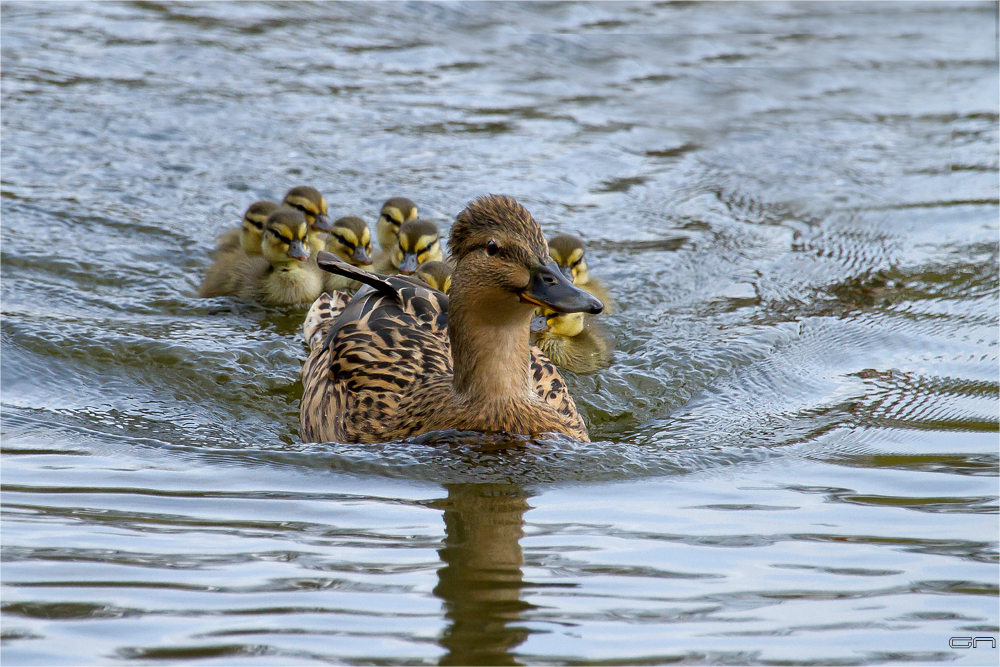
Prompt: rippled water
<box><xmin>2</xmin><ymin>1</ymin><xmax>998</xmax><ymax>664</ymax></box>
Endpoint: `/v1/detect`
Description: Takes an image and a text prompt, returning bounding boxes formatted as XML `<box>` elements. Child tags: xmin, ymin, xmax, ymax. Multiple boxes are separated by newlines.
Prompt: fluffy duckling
<box><xmin>214</xmin><ymin>200</ymin><xmax>281</xmax><ymax>257</ymax></box>
<box><xmin>299</xmin><ymin>194</ymin><xmax>604</xmax><ymax>444</ymax></box>
<box><xmin>531</xmin><ymin>309</ymin><xmax>612</xmax><ymax>374</ymax></box>
<box><xmin>201</xmin><ymin>201</ymin><xmax>281</xmax><ymax>297</ymax></box>
<box><xmin>414</xmin><ymin>260</ymin><xmax>453</xmax><ymax>294</ymax></box>
<box><xmin>548</xmin><ymin>234</ymin><xmax>614</xmax><ymax>313</ymax></box>
<box><xmin>323</xmin><ymin>216</ymin><xmax>374</xmax><ymax>292</ymax></box>
<box><xmin>376</xmin><ymin>197</ymin><xmax>419</xmax><ymax>253</ymax></box>
<box><xmin>282</xmin><ymin>186</ymin><xmax>333</xmax><ymax>254</ymax></box>
<box><xmin>237</xmin><ymin>209</ymin><xmax>324</xmax><ymax>305</ymax></box>
<box><xmin>373</xmin><ymin>219</ymin><xmax>443</xmax><ymax>275</ymax></box>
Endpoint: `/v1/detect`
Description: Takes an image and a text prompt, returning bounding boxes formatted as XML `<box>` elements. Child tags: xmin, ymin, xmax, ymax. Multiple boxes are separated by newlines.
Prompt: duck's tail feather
<box><xmin>317</xmin><ymin>251</ymin><xmax>398</xmax><ymax>300</ymax></box>
<box><xmin>303</xmin><ymin>290</ymin><xmax>352</xmax><ymax>351</ymax></box>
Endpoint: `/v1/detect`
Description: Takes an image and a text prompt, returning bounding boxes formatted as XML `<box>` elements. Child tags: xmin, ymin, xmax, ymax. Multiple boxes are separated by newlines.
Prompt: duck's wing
<box><xmin>529</xmin><ymin>346</ymin><xmax>590</xmax><ymax>441</ymax></box>
<box><xmin>300</xmin><ymin>253</ymin><xmax>451</xmax><ymax>443</ymax></box>
<box><xmin>303</xmin><ymin>290</ymin><xmax>353</xmax><ymax>351</ymax></box>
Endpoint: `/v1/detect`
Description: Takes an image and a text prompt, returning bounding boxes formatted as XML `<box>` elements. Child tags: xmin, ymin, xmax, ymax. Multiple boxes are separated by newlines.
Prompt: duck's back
<box><xmin>300</xmin><ymin>279</ymin><xmax>453</xmax><ymax>443</ymax></box>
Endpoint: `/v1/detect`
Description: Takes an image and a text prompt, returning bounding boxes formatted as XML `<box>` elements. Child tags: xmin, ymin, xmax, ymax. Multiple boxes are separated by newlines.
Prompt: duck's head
<box><xmin>327</xmin><ymin>216</ymin><xmax>373</xmax><ymax>266</ymax></box>
<box><xmin>530</xmin><ymin>309</ymin><xmax>585</xmax><ymax>337</ymax></box>
<box><xmin>261</xmin><ymin>209</ymin><xmax>311</xmax><ymax>266</ymax></box>
<box><xmin>377</xmin><ymin>197</ymin><xmax>418</xmax><ymax>252</ymax></box>
<box><xmin>392</xmin><ymin>219</ymin><xmax>442</xmax><ymax>275</ymax></box>
<box><xmin>240</xmin><ymin>201</ymin><xmax>281</xmax><ymax>256</ymax></box>
<box><xmin>449</xmin><ymin>195</ymin><xmax>603</xmax><ymax>319</ymax></box>
<box><xmin>548</xmin><ymin>234</ymin><xmax>589</xmax><ymax>285</ymax></box>
<box><xmin>282</xmin><ymin>186</ymin><xmax>332</xmax><ymax>250</ymax></box>
<box><xmin>414</xmin><ymin>260</ymin><xmax>453</xmax><ymax>294</ymax></box>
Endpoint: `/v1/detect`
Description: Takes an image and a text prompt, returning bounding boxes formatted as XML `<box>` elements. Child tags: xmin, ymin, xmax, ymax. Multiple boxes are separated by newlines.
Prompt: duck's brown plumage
<box><xmin>300</xmin><ymin>195</ymin><xmax>597</xmax><ymax>444</ymax></box>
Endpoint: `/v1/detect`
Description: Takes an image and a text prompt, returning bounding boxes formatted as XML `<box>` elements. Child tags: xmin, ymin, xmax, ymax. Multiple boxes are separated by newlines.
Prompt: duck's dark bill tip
<box><xmin>520</xmin><ymin>261</ymin><xmax>604</xmax><ymax>314</ymax></box>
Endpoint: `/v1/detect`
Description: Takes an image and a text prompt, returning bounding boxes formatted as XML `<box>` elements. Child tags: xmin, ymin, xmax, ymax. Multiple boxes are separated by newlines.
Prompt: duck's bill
<box><xmin>519</xmin><ymin>261</ymin><xmax>603</xmax><ymax>314</ymax></box>
<box><xmin>398</xmin><ymin>252</ymin><xmax>419</xmax><ymax>274</ymax></box>
<box><xmin>352</xmin><ymin>245</ymin><xmax>373</xmax><ymax>265</ymax></box>
<box><xmin>530</xmin><ymin>313</ymin><xmax>550</xmax><ymax>333</ymax></box>
<box><xmin>287</xmin><ymin>241</ymin><xmax>310</xmax><ymax>261</ymax></box>
<box><xmin>313</xmin><ymin>213</ymin><xmax>333</xmax><ymax>232</ymax></box>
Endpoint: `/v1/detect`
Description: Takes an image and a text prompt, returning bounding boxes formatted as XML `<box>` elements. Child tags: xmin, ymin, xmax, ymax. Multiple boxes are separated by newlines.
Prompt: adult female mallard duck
<box><xmin>236</xmin><ymin>209</ymin><xmax>324</xmax><ymax>305</ymax></box>
<box><xmin>323</xmin><ymin>215</ymin><xmax>374</xmax><ymax>292</ymax></box>
<box><xmin>376</xmin><ymin>196</ymin><xmax>419</xmax><ymax>253</ymax></box>
<box><xmin>530</xmin><ymin>309</ymin><xmax>612</xmax><ymax>374</ymax></box>
<box><xmin>282</xmin><ymin>185</ymin><xmax>333</xmax><ymax>254</ymax></box>
<box><xmin>414</xmin><ymin>260</ymin><xmax>453</xmax><ymax>294</ymax></box>
<box><xmin>548</xmin><ymin>234</ymin><xmax>614</xmax><ymax>313</ymax></box>
<box><xmin>200</xmin><ymin>201</ymin><xmax>282</xmax><ymax>297</ymax></box>
<box><xmin>372</xmin><ymin>219</ymin><xmax>443</xmax><ymax>275</ymax></box>
<box><xmin>299</xmin><ymin>194</ymin><xmax>604</xmax><ymax>443</ymax></box>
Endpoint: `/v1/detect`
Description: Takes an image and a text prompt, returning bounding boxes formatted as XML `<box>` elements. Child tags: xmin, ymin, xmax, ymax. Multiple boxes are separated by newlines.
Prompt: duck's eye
<box><xmin>486</xmin><ymin>240</ymin><xmax>499</xmax><ymax>256</ymax></box>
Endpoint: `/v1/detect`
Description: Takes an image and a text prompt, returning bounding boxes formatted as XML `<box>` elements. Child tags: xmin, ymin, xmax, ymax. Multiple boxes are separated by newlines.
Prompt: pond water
<box><xmin>2</xmin><ymin>1</ymin><xmax>997</xmax><ymax>665</ymax></box>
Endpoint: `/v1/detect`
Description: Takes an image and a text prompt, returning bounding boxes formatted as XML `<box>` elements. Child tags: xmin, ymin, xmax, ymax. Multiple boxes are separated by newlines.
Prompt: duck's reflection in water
<box><xmin>432</xmin><ymin>483</ymin><xmax>533</xmax><ymax>666</ymax></box>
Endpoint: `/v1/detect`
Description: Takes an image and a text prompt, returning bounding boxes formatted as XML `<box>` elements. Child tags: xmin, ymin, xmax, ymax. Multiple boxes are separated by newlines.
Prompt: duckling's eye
<box><xmin>486</xmin><ymin>240</ymin><xmax>499</xmax><ymax>256</ymax></box>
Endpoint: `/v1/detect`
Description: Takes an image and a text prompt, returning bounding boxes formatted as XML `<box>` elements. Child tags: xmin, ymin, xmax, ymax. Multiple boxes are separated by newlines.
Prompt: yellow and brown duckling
<box><xmin>200</xmin><ymin>201</ymin><xmax>282</xmax><ymax>298</ymax></box>
<box><xmin>236</xmin><ymin>209</ymin><xmax>324</xmax><ymax>305</ymax></box>
<box><xmin>376</xmin><ymin>196</ymin><xmax>419</xmax><ymax>253</ymax></box>
<box><xmin>299</xmin><ymin>194</ymin><xmax>604</xmax><ymax>444</ymax></box>
<box><xmin>548</xmin><ymin>234</ymin><xmax>614</xmax><ymax>313</ymax></box>
<box><xmin>323</xmin><ymin>216</ymin><xmax>374</xmax><ymax>292</ymax></box>
<box><xmin>214</xmin><ymin>200</ymin><xmax>281</xmax><ymax>257</ymax></box>
<box><xmin>414</xmin><ymin>260</ymin><xmax>453</xmax><ymax>294</ymax></box>
<box><xmin>373</xmin><ymin>218</ymin><xmax>443</xmax><ymax>275</ymax></box>
<box><xmin>530</xmin><ymin>309</ymin><xmax>612</xmax><ymax>374</ymax></box>
<box><xmin>282</xmin><ymin>185</ymin><xmax>333</xmax><ymax>254</ymax></box>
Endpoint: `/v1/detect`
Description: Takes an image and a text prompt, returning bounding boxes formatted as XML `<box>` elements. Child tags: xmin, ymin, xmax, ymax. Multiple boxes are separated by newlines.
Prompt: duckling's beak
<box><xmin>530</xmin><ymin>313</ymin><xmax>550</xmax><ymax>333</ymax></box>
<box><xmin>559</xmin><ymin>265</ymin><xmax>574</xmax><ymax>280</ymax></box>
<box><xmin>519</xmin><ymin>261</ymin><xmax>603</xmax><ymax>314</ymax></box>
<box><xmin>398</xmin><ymin>252</ymin><xmax>419</xmax><ymax>274</ymax></box>
<box><xmin>352</xmin><ymin>245</ymin><xmax>373</xmax><ymax>265</ymax></box>
<box><xmin>288</xmin><ymin>240</ymin><xmax>310</xmax><ymax>262</ymax></box>
<box><xmin>313</xmin><ymin>213</ymin><xmax>333</xmax><ymax>232</ymax></box>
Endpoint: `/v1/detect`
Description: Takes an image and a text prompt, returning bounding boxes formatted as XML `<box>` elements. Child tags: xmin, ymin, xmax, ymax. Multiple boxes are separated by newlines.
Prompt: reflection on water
<box><xmin>433</xmin><ymin>484</ymin><xmax>531</xmax><ymax>666</ymax></box>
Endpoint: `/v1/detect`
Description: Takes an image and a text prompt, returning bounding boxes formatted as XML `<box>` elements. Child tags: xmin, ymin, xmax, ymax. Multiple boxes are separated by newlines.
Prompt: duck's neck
<box><xmin>448</xmin><ymin>295</ymin><xmax>534</xmax><ymax>406</ymax></box>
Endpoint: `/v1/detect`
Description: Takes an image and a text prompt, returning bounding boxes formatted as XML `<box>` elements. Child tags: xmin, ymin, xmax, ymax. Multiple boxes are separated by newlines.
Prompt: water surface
<box><xmin>2</xmin><ymin>2</ymin><xmax>998</xmax><ymax>664</ymax></box>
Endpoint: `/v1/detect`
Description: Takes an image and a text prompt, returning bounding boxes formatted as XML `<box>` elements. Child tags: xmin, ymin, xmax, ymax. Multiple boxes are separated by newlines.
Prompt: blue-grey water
<box><xmin>2</xmin><ymin>1</ymin><xmax>998</xmax><ymax>664</ymax></box>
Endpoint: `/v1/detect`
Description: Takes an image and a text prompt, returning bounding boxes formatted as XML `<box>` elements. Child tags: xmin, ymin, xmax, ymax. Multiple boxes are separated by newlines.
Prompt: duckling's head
<box><xmin>414</xmin><ymin>260</ymin><xmax>453</xmax><ymax>294</ymax></box>
<box><xmin>327</xmin><ymin>216</ymin><xmax>373</xmax><ymax>266</ymax></box>
<box><xmin>261</xmin><ymin>209</ymin><xmax>311</xmax><ymax>266</ymax></box>
<box><xmin>240</xmin><ymin>201</ymin><xmax>281</xmax><ymax>256</ymax></box>
<box><xmin>392</xmin><ymin>219</ymin><xmax>442</xmax><ymax>274</ymax></box>
<box><xmin>377</xmin><ymin>197</ymin><xmax>418</xmax><ymax>252</ymax></box>
<box><xmin>533</xmin><ymin>309</ymin><xmax>585</xmax><ymax>337</ymax></box>
<box><xmin>449</xmin><ymin>195</ymin><xmax>603</xmax><ymax>319</ymax></box>
<box><xmin>282</xmin><ymin>186</ymin><xmax>333</xmax><ymax>250</ymax></box>
<box><xmin>548</xmin><ymin>234</ymin><xmax>589</xmax><ymax>285</ymax></box>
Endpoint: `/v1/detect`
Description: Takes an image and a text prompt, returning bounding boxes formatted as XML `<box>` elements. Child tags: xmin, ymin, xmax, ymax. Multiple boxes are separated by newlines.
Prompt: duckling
<box><xmin>548</xmin><ymin>234</ymin><xmax>614</xmax><ymax>313</ymax></box>
<box><xmin>282</xmin><ymin>185</ymin><xmax>333</xmax><ymax>254</ymax></box>
<box><xmin>237</xmin><ymin>209</ymin><xmax>324</xmax><ymax>305</ymax></box>
<box><xmin>323</xmin><ymin>216</ymin><xmax>374</xmax><ymax>292</ymax></box>
<box><xmin>299</xmin><ymin>194</ymin><xmax>604</xmax><ymax>444</ymax></box>
<box><xmin>373</xmin><ymin>219</ymin><xmax>443</xmax><ymax>275</ymax></box>
<box><xmin>376</xmin><ymin>196</ymin><xmax>419</xmax><ymax>253</ymax></box>
<box><xmin>200</xmin><ymin>201</ymin><xmax>282</xmax><ymax>297</ymax></box>
<box><xmin>531</xmin><ymin>309</ymin><xmax>612</xmax><ymax>374</ymax></box>
<box><xmin>414</xmin><ymin>260</ymin><xmax>453</xmax><ymax>294</ymax></box>
<box><xmin>215</xmin><ymin>200</ymin><xmax>281</xmax><ymax>257</ymax></box>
